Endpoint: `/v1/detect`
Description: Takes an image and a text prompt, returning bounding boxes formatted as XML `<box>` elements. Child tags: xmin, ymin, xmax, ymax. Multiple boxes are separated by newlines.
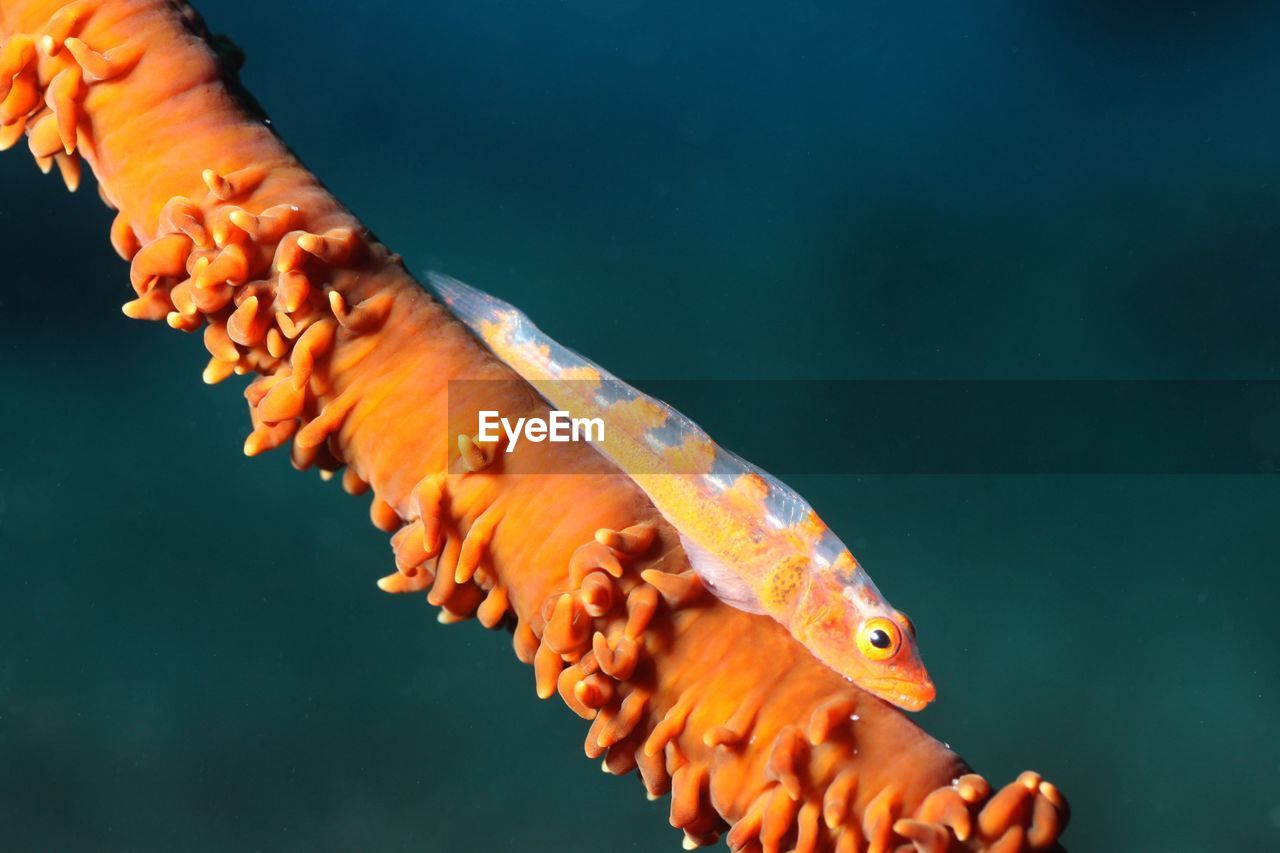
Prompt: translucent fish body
<box><xmin>429</xmin><ymin>272</ymin><xmax>934</xmax><ymax>710</ymax></box>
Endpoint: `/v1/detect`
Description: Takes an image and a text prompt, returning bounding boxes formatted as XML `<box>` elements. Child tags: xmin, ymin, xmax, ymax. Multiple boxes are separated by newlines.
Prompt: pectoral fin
<box><xmin>677</xmin><ymin>531</ymin><xmax>764</xmax><ymax>615</ymax></box>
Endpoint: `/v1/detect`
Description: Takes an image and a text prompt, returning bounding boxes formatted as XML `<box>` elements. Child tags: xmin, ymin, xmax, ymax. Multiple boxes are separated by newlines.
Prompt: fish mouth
<box><xmin>860</xmin><ymin>676</ymin><xmax>936</xmax><ymax>712</ymax></box>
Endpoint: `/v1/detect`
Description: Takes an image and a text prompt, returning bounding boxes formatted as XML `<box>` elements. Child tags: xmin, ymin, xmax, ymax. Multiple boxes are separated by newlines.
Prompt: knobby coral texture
<box><xmin>0</xmin><ymin>1</ymin><xmax>1068</xmax><ymax>850</ymax></box>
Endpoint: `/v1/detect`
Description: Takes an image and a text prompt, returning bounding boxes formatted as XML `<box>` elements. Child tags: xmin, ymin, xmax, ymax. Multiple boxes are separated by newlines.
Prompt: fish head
<box><xmin>792</xmin><ymin>551</ymin><xmax>936</xmax><ymax>711</ymax></box>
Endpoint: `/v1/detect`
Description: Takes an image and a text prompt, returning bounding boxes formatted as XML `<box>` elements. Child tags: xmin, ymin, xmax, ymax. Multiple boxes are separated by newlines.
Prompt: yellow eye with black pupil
<box><xmin>857</xmin><ymin>617</ymin><xmax>902</xmax><ymax>661</ymax></box>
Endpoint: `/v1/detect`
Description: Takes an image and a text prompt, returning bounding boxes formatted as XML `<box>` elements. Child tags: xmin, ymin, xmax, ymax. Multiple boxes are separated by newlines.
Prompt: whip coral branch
<box><xmin>0</xmin><ymin>2</ymin><xmax>1069</xmax><ymax>850</ymax></box>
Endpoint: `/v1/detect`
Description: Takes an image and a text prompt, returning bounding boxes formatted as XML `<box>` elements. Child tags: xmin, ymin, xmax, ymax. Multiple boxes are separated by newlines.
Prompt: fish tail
<box><xmin>428</xmin><ymin>271</ymin><xmax>517</xmax><ymax>330</ymax></box>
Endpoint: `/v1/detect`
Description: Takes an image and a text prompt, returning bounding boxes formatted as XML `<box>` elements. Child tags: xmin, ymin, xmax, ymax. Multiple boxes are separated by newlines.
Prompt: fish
<box><xmin>429</xmin><ymin>272</ymin><xmax>935</xmax><ymax>711</ymax></box>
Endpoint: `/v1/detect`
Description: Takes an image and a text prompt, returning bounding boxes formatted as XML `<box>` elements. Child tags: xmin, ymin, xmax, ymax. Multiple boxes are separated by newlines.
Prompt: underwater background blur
<box><xmin>1</xmin><ymin>1</ymin><xmax>1278</xmax><ymax>850</ymax></box>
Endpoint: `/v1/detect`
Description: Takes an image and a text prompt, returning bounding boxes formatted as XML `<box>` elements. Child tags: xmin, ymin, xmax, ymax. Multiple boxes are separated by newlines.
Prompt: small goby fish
<box><xmin>429</xmin><ymin>272</ymin><xmax>936</xmax><ymax>711</ymax></box>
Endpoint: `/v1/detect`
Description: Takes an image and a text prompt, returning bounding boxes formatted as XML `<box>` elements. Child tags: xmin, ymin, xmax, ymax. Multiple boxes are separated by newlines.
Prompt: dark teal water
<box><xmin>2</xmin><ymin>2</ymin><xmax>1279</xmax><ymax>850</ymax></box>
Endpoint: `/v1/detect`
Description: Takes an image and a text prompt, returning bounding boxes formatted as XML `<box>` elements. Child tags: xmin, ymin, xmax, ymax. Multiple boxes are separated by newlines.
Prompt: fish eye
<box><xmin>857</xmin><ymin>617</ymin><xmax>902</xmax><ymax>661</ymax></box>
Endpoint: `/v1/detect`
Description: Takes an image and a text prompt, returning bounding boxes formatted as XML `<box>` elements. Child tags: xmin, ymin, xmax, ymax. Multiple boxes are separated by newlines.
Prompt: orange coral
<box><xmin>0</xmin><ymin>2</ymin><xmax>1068</xmax><ymax>850</ymax></box>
